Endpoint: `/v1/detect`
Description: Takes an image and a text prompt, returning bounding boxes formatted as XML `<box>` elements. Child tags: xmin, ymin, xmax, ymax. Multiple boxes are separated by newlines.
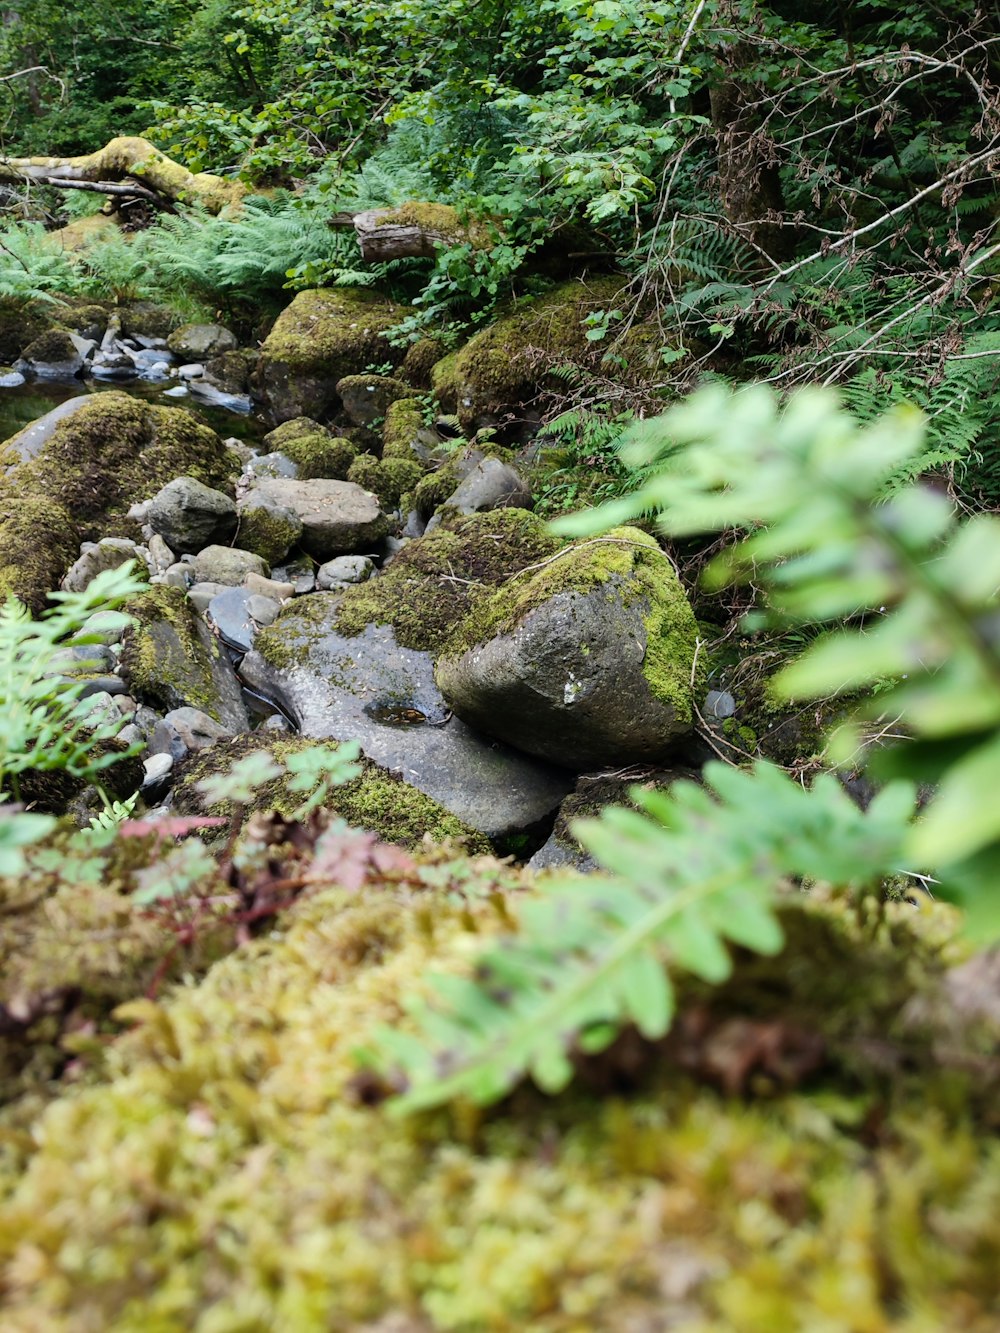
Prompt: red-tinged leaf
<box><xmin>118</xmin><ymin>817</ymin><xmax>227</xmax><ymax>843</ymax></box>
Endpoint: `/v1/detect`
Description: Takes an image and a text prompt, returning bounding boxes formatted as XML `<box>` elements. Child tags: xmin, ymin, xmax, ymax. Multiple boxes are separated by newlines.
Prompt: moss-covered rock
<box><xmin>1</xmin><ymin>878</ymin><xmax>997</xmax><ymax>1331</ymax></box>
<box><xmin>281</xmin><ymin>432</ymin><xmax>357</xmax><ymax>480</ymax></box>
<box><xmin>347</xmin><ymin>453</ymin><xmax>423</xmax><ymax>510</ymax></box>
<box><xmin>437</xmin><ymin>526</ymin><xmax>701</xmax><ymax>766</ymax></box>
<box><xmin>118</xmin><ymin>585</ymin><xmax>249</xmax><ymax>730</ymax></box>
<box><xmin>254</xmin><ymin>288</ymin><xmax>405</xmax><ymax>423</ymax></box>
<box><xmin>335</xmin><ymin>508</ymin><xmax>562</xmax><ymax>653</ymax></box>
<box><xmin>400</xmin><ymin>335</ymin><xmax>446</xmax><ymax>388</ymax></box>
<box><xmin>432</xmin><ymin>276</ymin><xmax>627</xmax><ymax>434</ymax></box>
<box><xmin>172</xmin><ymin>734</ymin><xmax>490</xmax><ymax>852</ymax></box>
<box><xmin>203</xmin><ymin>347</ymin><xmax>256</xmax><ymax>394</ymax></box>
<box><xmin>0</xmin><ymin>393</ymin><xmax>239</xmax><ymax>610</ymax></box>
<box><xmin>234</xmin><ymin>495</ymin><xmax>304</xmax><ymax>565</ymax></box>
<box><xmin>0</xmin><ymin>298</ymin><xmax>55</xmax><ymax>363</ymax></box>
<box><xmin>381</xmin><ymin>397</ymin><xmax>427</xmax><ymax>460</ymax></box>
<box><xmin>335</xmin><ymin>373</ymin><xmax>418</xmax><ymax>426</ymax></box>
<box><xmin>261</xmin><ymin>416</ymin><xmax>331</xmax><ymax>451</ymax></box>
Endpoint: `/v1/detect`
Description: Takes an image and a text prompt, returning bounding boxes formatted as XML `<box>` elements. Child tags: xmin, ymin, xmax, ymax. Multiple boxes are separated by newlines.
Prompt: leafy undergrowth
<box><xmin>1</xmin><ymin>821</ymin><xmax>999</xmax><ymax>1330</ymax></box>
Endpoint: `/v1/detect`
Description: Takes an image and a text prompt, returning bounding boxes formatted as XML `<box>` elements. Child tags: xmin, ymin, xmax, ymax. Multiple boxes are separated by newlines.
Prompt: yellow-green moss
<box><xmin>435</xmin><ymin>276</ymin><xmax>628</xmax><ymax>431</ymax></box>
<box><xmin>333</xmin><ymin>509</ymin><xmax>561</xmax><ymax>652</ymax></box>
<box><xmin>259</xmin><ymin>288</ymin><xmax>403</xmax><ymax>374</ymax></box>
<box><xmin>235</xmin><ymin>503</ymin><xmax>303</xmax><ymax>565</ymax></box>
<box><xmin>281</xmin><ymin>432</ymin><xmax>357</xmax><ymax>480</ymax></box>
<box><xmin>0</xmin><ymin>882</ymin><xmax>996</xmax><ymax>1332</ymax></box>
<box><xmin>382</xmin><ymin>398</ymin><xmax>426</xmax><ymax>460</ymax></box>
<box><xmin>347</xmin><ymin>453</ymin><xmax>424</xmax><ymax>510</ymax></box>
<box><xmin>0</xmin><ymin>393</ymin><xmax>238</xmax><ymax>608</ymax></box>
<box><xmin>400</xmin><ymin>336</ymin><xmax>446</xmax><ymax>388</ymax></box>
<box><xmin>118</xmin><ymin>585</ymin><xmax>231</xmax><ymax>720</ymax></box>
<box><xmin>261</xmin><ymin>416</ymin><xmax>331</xmax><ymax>450</ymax></box>
<box><xmin>173</xmin><ymin>734</ymin><xmax>490</xmax><ymax>852</ymax></box>
<box><xmin>442</xmin><ymin>526</ymin><xmax>701</xmax><ymax>719</ymax></box>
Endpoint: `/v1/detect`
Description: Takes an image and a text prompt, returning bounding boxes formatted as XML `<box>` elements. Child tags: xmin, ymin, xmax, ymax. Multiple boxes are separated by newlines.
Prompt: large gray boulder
<box><xmin>147</xmin><ymin>476</ymin><xmax>237</xmax><ymax>554</ymax></box>
<box><xmin>426</xmin><ymin>457</ymin><xmax>533</xmax><ymax>532</ymax></box>
<box><xmin>241</xmin><ymin>599</ymin><xmax>573</xmax><ymax>840</ymax></box>
<box><xmin>166</xmin><ymin>323</ymin><xmax>238</xmax><ymax>360</ymax></box>
<box><xmin>239</xmin><ymin>478</ymin><xmax>387</xmax><ymax>560</ymax></box>
<box><xmin>435</xmin><ymin>527</ymin><xmax>701</xmax><ymax>768</ymax></box>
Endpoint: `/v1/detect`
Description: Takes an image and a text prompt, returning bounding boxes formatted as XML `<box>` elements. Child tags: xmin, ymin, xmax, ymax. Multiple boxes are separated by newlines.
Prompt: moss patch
<box><xmin>435</xmin><ymin>276</ymin><xmax>628</xmax><ymax>432</ymax></box>
<box><xmin>281</xmin><ymin>432</ymin><xmax>357</xmax><ymax>480</ymax></box>
<box><xmin>381</xmin><ymin>397</ymin><xmax>426</xmax><ymax>460</ymax></box>
<box><xmin>173</xmin><ymin>734</ymin><xmax>490</xmax><ymax>852</ymax></box>
<box><xmin>334</xmin><ymin>508</ymin><xmax>561</xmax><ymax>653</ymax></box>
<box><xmin>400</xmin><ymin>336</ymin><xmax>445</xmax><ymax>388</ymax></box>
<box><xmin>347</xmin><ymin>453</ymin><xmax>423</xmax><ymax>510</ymax></box>
<box><xmin>0</xmin><ymin>393</ymin><xmax>238</xmax><ymax>608</ymax></box>
<box><xmin>118</xmin><ymin>585</ymin><xmax>233</xmax><ymax>721</ymax></box>
<box><xmin>235</xmin><ymin>502</ymin><xmax>303</xmax><ymax>565</ymax></box>
<box><xmin>261</xmin><ymin>417</ymin><xmax>331</xmax><ymax>451</ymax></box>
<box><xmin>1</xmin><ymin>879</ymin><xmax>997</xmax><ymax>1330</ymax></box>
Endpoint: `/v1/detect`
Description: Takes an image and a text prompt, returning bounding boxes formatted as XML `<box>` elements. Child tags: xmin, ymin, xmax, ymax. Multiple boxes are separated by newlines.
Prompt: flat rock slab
<box><xmin>241</xmin><ymin>599</ymin><xmax>573</xmax><ymax>839</ymax></box>
<box><xmin>242</xmin><ymin>478</ymin><xmax>387</xmax><ymax>560</ymax></box>
<box><xmin>3</xmin><ymin>395</ymin><xmax>91</xmax><ymax>467</ymax></box>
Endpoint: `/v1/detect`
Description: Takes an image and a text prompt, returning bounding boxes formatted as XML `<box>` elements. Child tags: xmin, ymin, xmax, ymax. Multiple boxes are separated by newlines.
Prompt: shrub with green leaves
<box><xmin>377</xmin><ymin>384</ymin><xmax>1000</xmax><ymax>1110</ymax></box>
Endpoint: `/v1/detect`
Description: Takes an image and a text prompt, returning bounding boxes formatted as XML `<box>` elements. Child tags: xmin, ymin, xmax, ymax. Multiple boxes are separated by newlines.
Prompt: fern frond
<box><xmin>381</xmin><ymin>762</ymin><xmax>912</xmax><ymax>1111</ymax></box>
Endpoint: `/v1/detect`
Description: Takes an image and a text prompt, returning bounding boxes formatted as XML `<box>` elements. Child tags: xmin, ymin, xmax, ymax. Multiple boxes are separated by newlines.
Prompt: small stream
<box><xmin>0</xmin><ymin>377</ymin><xmax>270</xmax><ymax>448</ymax></box>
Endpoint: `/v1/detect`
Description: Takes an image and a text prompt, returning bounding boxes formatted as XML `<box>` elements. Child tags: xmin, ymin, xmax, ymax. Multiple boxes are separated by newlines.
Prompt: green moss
<box><xmin>347</xmin><ymin>453</ymin><xmax>423</xmax><ymax>510</ymax></box>
<box><xmin>443</xmin><ymin>526</ymin><xmax>700</xmax><ymax>719</ymax></box>
<box><xmin>0</xmin><ymin>879</ymin><xmax>996</xmax><ymax>1331</ymax></box>
<box><xmin>412</xmin><ymin>456</ymin><xmax>466</xmax><ymax>518</ymax></box>
<box><xmin>0</xmin><ymin>393</ymin><xmax>238</xmax><ymax>608</ymax></box>
<box><xmin>281</xmin><ymin>432</ymin><xmax>357</xmax><ymax>480</ymax></box>
<box><xmin>400</xmin><ymin>336</ymin><xmax>446</xmax><ymax>388</ymax></box>
<box><xmin>118</xmin><ymin>585</ymin><xmax>230</xmax><ymax>720</ymax></box>
<box><xmin>259</xmin><ymin>288</ymin><xmax>403</xmax><ymax>373</ymax></box>
<box><xmin>381</xmin><ymin>398</ymin><xmax>426</xmax><ymax>460</ymax></box>
<box><xmin>235</xmin><ymin>503</ymin><xmax>302</xmax><ymax>565</ymax></box>
<box><xmin>261</xmin><ymin>417</ymin><xmax>331</xmax><ymax>451</ymax></box>
<box><xmin>335</xmin><ymin>374</ymin><xmax>417</xmax><ymax>425</ymax></box>
<box><xmin>19</xmin><ymin>329</ymin><xmax>79</xmax><ymax>363</ymax></box>
<box><xmin>438</xmin><ymin>276</ymin><xmax>627</xmax><ymax>431</ymax></box>
<box><xmin>173</xmin><ymin>734</ymin><xmax>490</xmax><ymax>852</ymax></box>
<box><xmin>254</xmin><ymin>592</ymin><xmax>344</xmax><ymax>671</ymax></box>
<box><xmin>333</xmin><ymin>509</ymin><xmax>561</xmax><ymax>653</ymax></box>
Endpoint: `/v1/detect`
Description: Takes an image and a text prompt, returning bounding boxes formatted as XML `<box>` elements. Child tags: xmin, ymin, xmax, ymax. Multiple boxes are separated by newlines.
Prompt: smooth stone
<box><xmin>188</xmin><ymin>380</ymin><xmax>252</xmax><ymax>413</ymax></box>
<box><xmin>167</xmin><ymin>323</ymin><xmax>238</xmax><ymax>360</ymax></box>
<box><xmin>146</xmin><ymin>533</ymin><xmax>175</xmax><ymax>574</ymax></box>
<box><xmin>240</xmin><ymin>607</ymin><xmax>573</xmax><ymax>839</ymax></box>
<box><xmin>0</xmin><ymin>370</ymin><xmax>25</xmax><ymax>388</ymax></box>
<box><xmin>439</xmin><ymin>456</ymin><xmax>533</xmax><ymax>518</ymax></box>
<box><xmin>162</xmin><ymin>384</ymin><xmax>189</xmax><ymax>397</ymax></box>
<box><xmin>187</xmin><ymin>581</ymin><xmax>232</xmax><ymax>614</ymax></box>
<box><xmin>141</xmin><ymin>752</ymin><xmax>174</xmax><ymax>795</ymax></box>
<box><xmin>316</xmin><ymin>555</ymin><xmax>374</xmax><ymax>590</ymax></box>
<box><xmin>177</xmin><ymin>363</ymin><xmax>205</xmax><ymax>380</ymax></box>
<box><xmin>244</xmin><ymin>451</ymin><xmax>299</xmax><ymax>481</ymax></box>
<box><xmin>3</xmin><ymin>395</ymin><xmax>90</xmax><ymax>466</ymax></box>
<box><xmin>241</xmin><ymin>478</ymin><xmax>387</xmax><ymax>560</ymax></box>
<box><xmin>206</xmin><ymin>586</ymin><xmax>258</xmax><ymax>653</ymax></box>
<box><xmin>80</xmin><ymin>690</ymin><xmax>119</xmax><ymax>726</ymax></box>
<box><xmin>117</xmin><ymin>723</ymin><xmax>143</xmax><ymax>748</ymax></box>
<box><xmin>246</xmin><ymin>594</ymin><xmax>281</xmax><ymax>626</ymax></box>
<box><xmin>163</xmin><ymin>563</ymin><xmax>193</xmax><ymax>589</ymax></box>
<box><xmin>114</xmin><ymin>694</ymin><xmax>136</xmax><ymax>716</ymax></box>
<box><xmin>80</xmin><ymin>609</ymin><xmax>130</xmax><ymax>646</ymax></box>
<box><xmin>149</xmin><ymin>707</ymin><xmax>233</xmax><ymax>762</ymax></box>
<box><xmin>147</xmin><ymin>477</ymin><xmax>238</xmax><ymax>555</ymax></box>
<box><xmin>261</xmin><ymin>713</ymin><xmax>292</xmax><ymax>732</ymax></box>
<box><xmin>49</xmin><ymin>643</ymin><xmax>117</xmax><ymax>675</ymax></box>
<box><xmin>270</xmin><ymin>559</ymin><xmax>315</xmax><ymax>595</ymax></box>
<box><xmin>244</xmin><ymin>571</ymin><xmax>295</xmax><ymax>601</ymax></box>
<box><xmin>705</xmin><ymin>689</ymin><xmax>737</xmax><ymax>719</ymax></box>
<box><xmin>191</xmin><ymin>546</ymin><xmax>269</xmax><ymax>586</ymax></box>
<box><xmin>61</xmin><ymin>537</ymin><xmax>146</xmax><ymax>593</ymax></box>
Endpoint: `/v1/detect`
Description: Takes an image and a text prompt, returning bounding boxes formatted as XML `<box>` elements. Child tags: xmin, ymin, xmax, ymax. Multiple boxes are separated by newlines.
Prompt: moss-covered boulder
<box><xmin>335</xmin><ymin>373</ymin><xmax>417</xmax><ymax>426</ymax></box>
<box><xmin>173</xmin><ymin>734</ymin><xmax>490</xmax><ymax>852</ymax></box>
<box><xmin>436</xmin><ymin>526</ymin><xmax>701</xmax><ymax>767</ymax></box>
<box><xmin>0</xmin><ymin>393</ymin><xmax>239</xmax><ymax>611</ymax></box>
<box><xmin>335</xmin><ymin>508</ymin><xmax>562</xmax><ymax>653</ymax></box>
<box><xmin>118</xmin><ymin>585</ymin><xmax>249</xmax><ymax>731</ymax></box>
<box><xmin>260</xmin><ymin>416</ymin><xmax>331</xmax><ymax>450</ymax></box>
<box><xmin>431</xmin><ymin>276</ymin><xmax>627</xmax><ymax>434</ymax></box>
<box><xmin>254</xmin><ymin>288</ymin><xmax>405</xmax><ymax>423</ymax></box>
<box><xmin>280</xmin><ymin>432</ymin><xmax>357</xmax><ymax>480</ymax></box>
<box><xmin>347</xmin><ymin>453</ymin><xmax>423</xmax><ymax>511</ymax></box>
<box><xmin>382</xmin><ymin>396</ymin><xmax>432</xmax><ymax>461</ymax></box>
<box><xmin>400</xmin><ymin>334</ymin><xmax>446</xmax><ymax>387</ymax></box>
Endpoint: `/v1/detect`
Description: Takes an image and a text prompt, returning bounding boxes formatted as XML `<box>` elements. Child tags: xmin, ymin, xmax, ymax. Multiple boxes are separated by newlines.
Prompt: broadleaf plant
<box><xmin>379</xmin><ymin>384</ymin><xmax>1000</xmax><ymax>1111</ymax></box>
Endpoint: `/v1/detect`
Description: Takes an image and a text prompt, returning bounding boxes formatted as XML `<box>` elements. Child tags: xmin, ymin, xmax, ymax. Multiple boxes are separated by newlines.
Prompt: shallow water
<box><xmin>0</xmin><ymin>377</ymin><xmax>270</xmax><ymax>448</ymax></box>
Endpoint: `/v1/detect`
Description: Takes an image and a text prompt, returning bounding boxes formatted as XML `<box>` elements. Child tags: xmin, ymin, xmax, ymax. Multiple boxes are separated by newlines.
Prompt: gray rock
<box><xmin>117</xmin><ymin>723</ymin><xmax>143</xmax><ymax>748</ymax></box>
<box><xmin>439</xmin><ymin>456</ymin><xmax>533</xmax><ymax>519</ymax></box>
<box><xmin>244</xmin><ymin>572</ymin><xmax>295</xmax><ymax>602</ymax></box>
<box><xmin>162</xmin><ymin>563</ymin><xmax>193</xmax><ymax>590</ymax></box>
<box><xmin>79</xmin><ymin>690</ymin><xmax>120</xmax><ymax>727</ymax></box>
<box><xmin>271</xmin><ymin>559</ymin><xmax>315</xmax><ymax>595</ymax></box>
<box><xmin>335</xmin><ymin>374</ymin><xmax>415</xmax><ymax>426</ymax></box>
<box><xmin>316</xmin><ymin>555</ymin><xmax>375</xmax><ymax>590</ymax></box>
<box><xmin>261</xmin><ymin>713</ymin><xmax>292</xmax><ymax>732</ymax></box>
<box><xmin>234</xmin><ymin>492</ymin><xmax>304</xmax><ymax>564</ymax></box>
<box><xmin>241</xmin><ymin>602</ymin><xmax>573</xmax><ymax>839</ymax></box>
<box><xmin>16</xmin><ymin>330</ymin><xmax>85</xmax><ymax>379</ymax></box>
<box><xmin>0</xmin><ymin>370</ymin><xmax>25</xmax><ymax>388</ymax></box>
<box><xmin>146</xmin><ymin>533</ymin><xmax>175</xmax><ymax>574</ymax></box>
<box><xmin>177</xmin><ymin>363</ymin><xmax>206</xmax><ymax>380</ymax></box>
<box><xmin>49</xmin><ymin>643</ymin><xmax>117</xmax><ymax>676</ymax></box>
<box><xmin>244</xmin><ymin>451</ymin><xmax>299</xmax><ymax>482</ymax></box>
<box><xmin>187</xmin><ymin>581</ymin><xmax>232</xmax><ymax>614</ymax></box>
<box><xmin>78</xmin><ymin>675</ymin><xmax>127</xmax><ymax>699</ymax></box>
<box><xmin>187</xmin><ymin>380</ymin><xmax>252</xmax><ymax>414</ymax></box>
<box><xmin>149</xmin><ymin>707</ymin><xmax>233</xmax><ymax>762</ymax></box>
<box><xmin>61</xmin><ymin>538</ymin><xmax>145</xmax><ymax>593</ymax></box>
<box><xmin>167</xmin><ymin>323</ymin><xmax>238</xmax><ymax>360</ymax></box>
<box><xmin>527</xmin><ymin>834</ymin><xmax>597</xmax><ymax>874</ymax></box>
<box><xmin>240</xmin><ymin>478</ymin><xmax>387</xmax><ymax>560</ymax></box>
<box><xmin>119</xmin><ymin>588</ymin><xmax>249</xmax><ymax>732</ymax></box>
<box><xmin>704</xmin><ymin>689</ymin><xmax>737</xmax><ymax>719</ymax></box>
<box><xmin>190</xmin><ymin>545</ymin><xmax>269</xmax><ymax>586</ymax></box>
<box><xmin>246</xmin><ymin>594</ymin><xmax>281</xmax><ymax>626</ymax></box>
<box><xmin>3</xmin><ymin>395</ymin><xmax>91</xmax><ymax>466</ymax></box>
<box><xmin>206</xmin><ymin>586</ymin><xmax>258</xmax><ymax>653</ymax></box>
<box><xmin>147</xmin><ymin>477</ymin><xmax>238</xmax><ymax>555</ymax></box>
<box><xmin>162</xmin><ymin>384</ymin><xmax>188</xmax><ymax>398</ymax></box>
<box><xmin>435</xmin><ymin>533</ymin><xmax>699</xmax><ymax>768</ymax></box>
<box><xmin>81</xmin><ymin>609</ymin><xmax>131</xmax><ymax>645</ymax></box>
<box><xmin>142</xmin><ymin>751</ymin><xmax>174</xmax><ymax>796</ymax></box>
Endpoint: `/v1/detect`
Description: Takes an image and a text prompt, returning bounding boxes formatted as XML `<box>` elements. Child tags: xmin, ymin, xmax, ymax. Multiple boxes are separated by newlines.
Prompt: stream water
<box><xmin>0</xmin><ymin>377</ymin><xmax>270</xmax><ymax>447</ymax></box>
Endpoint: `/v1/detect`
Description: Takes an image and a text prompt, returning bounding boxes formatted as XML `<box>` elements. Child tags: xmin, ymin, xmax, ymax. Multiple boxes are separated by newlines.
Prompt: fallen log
<box><xmin>0</xmin><ymin>137</ymin><xmax>244</xmax><ymax>215</ymax></box>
